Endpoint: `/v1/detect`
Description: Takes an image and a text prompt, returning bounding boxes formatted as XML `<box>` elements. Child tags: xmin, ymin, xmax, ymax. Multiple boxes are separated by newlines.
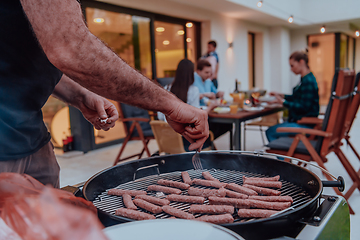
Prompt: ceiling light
<box><xmin>355</xmin><ymin>30</ymin><xmax>360</xmax><ymax>37</ymax></box>
<box><xmin>320</xmin><ymin>26</ymin><xmax>326</xmax><ymax>34</ymax></box>
<box><xmin>177</xmin><ymin>30</ymin><xmax>185</xmax><ymax>35</ymax></box>
<box><xmin>163</xmin><ymin>40</ymin><xmax>170</xmax><ymax>45</ymax></box>
<box><xmin>186</xmin><ymin>22</ymin><xmax>193</xmax><ymax>28</ymax></box>
<box><xmin>93</xmin><ymin>18</ymin><xmax>104</xmax><ymax>23</ymax></box>
<box><xmin>156</xmin><ymin>27</ymin><xmax>165</xmax><ymax>32</ymax></box>
<box><xmin>288</xmin><ymin>15</ymin><xmax>294</xmax><ymax>23</ymax></box>
<box><xmin>186</xmin><ymin>38</ymin><xmax>192</xmax><ymax>43</ymax></box>
<box><xmin>257</xmin><ymin>1</ymin><xmax>263</xmax><ymax>8</ymax></box>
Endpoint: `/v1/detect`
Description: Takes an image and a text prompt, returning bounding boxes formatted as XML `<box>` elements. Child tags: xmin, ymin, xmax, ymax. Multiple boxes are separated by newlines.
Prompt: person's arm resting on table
<box><xmin>20</xmin><ymin>0</ymin><xmax>208</xmax><ymax>150</ymax></box>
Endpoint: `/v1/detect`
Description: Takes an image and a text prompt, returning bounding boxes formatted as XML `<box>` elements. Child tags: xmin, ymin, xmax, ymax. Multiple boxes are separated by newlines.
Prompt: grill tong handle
<box><xmin>322</xmin><ymin>176</ymin><xmax>345</xmax><ymax>192</ymax></box>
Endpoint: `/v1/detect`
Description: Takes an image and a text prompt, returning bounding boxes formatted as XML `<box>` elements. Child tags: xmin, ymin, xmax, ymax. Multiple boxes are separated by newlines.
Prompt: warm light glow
<box><xmin>186</xmin><ymin>38</ymin><xmax>192</xmax><ymax>43</ymax></box>
<box><xmin>288</xmin><ymin>15</ymin><xmax>294</xmax><ymax>23</ymax></box>
<box><xmin>156</xmin><ymin>27</ymin><xmax>165</xmax><ymax>32</ymax></box>
<box><xmin>356</xmin><ymin>30</ymin><xmax>360</xmax><ymax>37</ymax></box>
<box><xmin>186</xmin><ymin>22</ymin><xmax>193</xmax><ymax>28</ymax></box>
<box><xmin>93</xmin><ymin>18</ymin><xmax>104</xmax><ymax>23</ymax></box>
<box><xmin>163</xmin><ymin>40</ymin><xmax>170</xmax><ymax>45</ymax></box>
<box><xmin>320</xmin><ymin>26</ymin><xmax>326</xmax><ymax>33</ymax></box>
<box><xmin>257</xmin><ymin>1</ymin><xmax>263</xmax><ymax>8</ymax></box>
<box><xmin>177</xmin><ymin>30</ymin><xmax>185</xmax><ymax>35</ymax></box>
<box><xmin>155</xmin><ymin>49</ymin><xmax>159</xmax><ymax>52</ymax></box>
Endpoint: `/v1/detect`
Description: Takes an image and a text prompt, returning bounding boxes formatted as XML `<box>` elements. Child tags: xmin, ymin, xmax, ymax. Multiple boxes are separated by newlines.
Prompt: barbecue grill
<box><xmin>67</xmin><ymin>151</ymin><xmax>350</xmax><ymax>239</ymax></box>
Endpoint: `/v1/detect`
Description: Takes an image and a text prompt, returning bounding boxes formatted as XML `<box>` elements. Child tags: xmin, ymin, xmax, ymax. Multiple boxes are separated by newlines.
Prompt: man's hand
<box><xmin>200</xmin><ymin>92</ymin><xmax>216</xmax><ymax>100</ymax></box>
<box><xmin>79</xmin><ymin>95</ymin><xmax>119</xmax><ymax>131</ymax></box>
<box><xmin>216</xmin><ymin>91</ymin><xmax>224</xmax><ymax>99</ymax></box>
<box><xmin>165</xmin><ymin>102</ymin><xmax>209</xmax><ymax>151</ymax></box>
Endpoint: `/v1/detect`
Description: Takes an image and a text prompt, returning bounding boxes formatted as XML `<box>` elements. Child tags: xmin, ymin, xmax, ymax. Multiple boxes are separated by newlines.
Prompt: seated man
<box><xmin>194</xmin><ymin>59</ymin><xmax>224</xmax><ymax>106</ymax></box>
<box><xmin>194</xmin><ymin>59</ymin><xmax>230</xmax><ymax>139</ymax></box>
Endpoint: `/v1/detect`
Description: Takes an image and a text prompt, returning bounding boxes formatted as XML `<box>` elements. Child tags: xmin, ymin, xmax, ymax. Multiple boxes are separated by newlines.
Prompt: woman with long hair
<box><xmin>265</xmin><ymin>50</ymin><xmax>319</xmax><ymax>142</ymax></box>
<box><xmin>158</xmin><ymin>59</ymin><xmax>216</xmax><ymax>151</ymax></box>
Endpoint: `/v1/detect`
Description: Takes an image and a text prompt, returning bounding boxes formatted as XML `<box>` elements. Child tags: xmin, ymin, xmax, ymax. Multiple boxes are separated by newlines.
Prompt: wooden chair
<box><xmin>266</xmin><ymin>69</ymin><xmax>357</xmax><ymax>214</ymax></box>
<box><xmin>150</xmin><ymin>120</ymin><xmax>214</xmax><ymax>155</ymax></box>
<box><xmin>337</xmin><ymin>72</ymin><xmax>360</xmax><ymax>202</ymax></box>
<box><xmin>243</xmin><ymin>112</ymin><xmax>282</xmax><ymax>150</ymax></box>
<box><xmin>113</xmin><ymin>103</ymin><xmax>155</xmax><ymax>166</ymax></box>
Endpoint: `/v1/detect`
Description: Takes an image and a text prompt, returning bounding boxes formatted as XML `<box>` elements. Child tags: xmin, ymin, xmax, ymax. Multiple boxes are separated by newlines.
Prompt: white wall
<box><xmin>269</xmin><ymin>27</ymin><xmax>291</xmax><ymax>93</ymax></box>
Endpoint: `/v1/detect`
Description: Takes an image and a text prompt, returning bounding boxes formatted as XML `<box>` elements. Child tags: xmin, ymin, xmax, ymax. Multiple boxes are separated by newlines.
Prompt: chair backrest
<box><xmin>119</xmin><ymin>103</ymin><xmax>152</xmax><ymax>137</ymax></box>
<box><xmin>156</xmin><ymin>77</ymin><xmax>175</xmax><ymax>87</ymax></box>
<box><xmin>315</xmin><ymin>69</ymin><xmax>356</xmax><ymax>156</ymax></box>
<box><xmin>341</xmin><ymin>72</ymin><xmax>360</xmax><ymax>137</ymax></box>
<box><xmin>150</xmin><ymin>120</ymin><xmax>185</xmax><ymax>154</ymax></box>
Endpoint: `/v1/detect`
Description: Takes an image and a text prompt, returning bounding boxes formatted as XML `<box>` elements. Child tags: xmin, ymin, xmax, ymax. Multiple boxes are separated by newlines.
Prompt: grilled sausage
<box><xmin>115</xmin><ymin>208</ymin><xmax>156</xmax><ymax>220</ymax></box>
<box><xmin>157</xmin><ymin>179</ymin><xmax>190</xmax><ymax>190</ymax></box>
<box><xmin>108</xmin><ymin>189</ymin><xmax>147</xmax><ymax>196</ymax></box>
<box><xmin>237</xmin><ymin>209</ymin><xmax>279</xmax><ymax>218</ymax></box>
<box><xmin>181</xmin><ymin>171</ymin><xmax>192</xmax><ymax>185</ymax></box>
<box><xmin>187</xmin><ymin>187</ymin><xmax>226</xmax><ymax>198</ymax></box>
<box><xmin>162</xmin><ymin>205</ymin><xmax>195</xmax><ymax>219</ymax></box>
<box><xmin>166</xmin><ymin>194</ymin><xmax>205</xmax><ymax>204</ymax></box>
<box><xmin>133</xmin><ymin>199</ymin><xmax>163</xmax><ymax>214</ymax></box>
<box><xmin>135</xmin><ymin>195</ymin><xmax>170</xmax><ymax>206</ymax></box>
<box><xmin>243</xmin><ymin>175</ymin><xmax>280</xmax><ymax>182</ymax></box>
<box><xmin>147</xmin><ymin>185</ymin><xmax>182</xmax><ymax>194</ymax></box>
<box><xmin>247</xmin><ymin>199</ymin><xmax>291</xmax><ymax>210</ymax></box>
<box><xmin>225</xmin><ymin>189</ymin><xmax>249</xmax><ymax>199</ymax></box>
<box><xmin>122</xmin><ymin>194</ymin><xmax>137</xmax><ymax>210</ymax></box>
<box><xmin>208</xmin><ymin>196</ymin><xmax>250</xmax><ymax>209</ymax></box>
<box><xmin>189</xmin><ymin>205</ymin><xmax>234</xmax><ymax>214</ymax></box>
<box><xmin>195</xmin><ymin>214</ymin><xmax>234</xmax><ymax>224</ymax></box>
<box><xmin>243</xmin><ymin>179</ymin><xmax>282</xmax><ymax>189</ymax></box>
<box><xmin>226</xmin><ymin>183</ymin><xmax>258</xmax><ymax>196</ymax></box>
<box><xmin>202</xmin><ymin>171</ymin><xmax>220</xmax><ymax>182</ymax></box>
<box><xmin>191</xmin><ymin>179</ymin><xmax>227</xmax><ymax>188</ymax></box>
<box><xmin>243</xmin><ymin>184</ymin><xmax>281</xmax><ymax>196</ymax></box>
<box><xmin>249</xmin><ymin>195</ymin><xmax>293</xmax><ymax>203</ymax></box>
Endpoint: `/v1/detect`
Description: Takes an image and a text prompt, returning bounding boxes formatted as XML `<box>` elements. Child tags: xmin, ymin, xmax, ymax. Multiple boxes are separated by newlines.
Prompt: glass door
<box><xmin>154</xmin><ymin>21</ymin><xmax>185</xmax><ymax>78</ymax></box>
<box><xmin>86</xmin><ymin>7</ymin><xmax>152</xmax><ymax>145</ymax></box>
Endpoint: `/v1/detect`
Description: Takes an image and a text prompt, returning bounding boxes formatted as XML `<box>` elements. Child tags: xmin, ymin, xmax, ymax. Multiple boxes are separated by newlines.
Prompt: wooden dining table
<box><xmin>208</xmin><ymin>105</ymin><xmax>285</xmax><ymax>150</ymax></box>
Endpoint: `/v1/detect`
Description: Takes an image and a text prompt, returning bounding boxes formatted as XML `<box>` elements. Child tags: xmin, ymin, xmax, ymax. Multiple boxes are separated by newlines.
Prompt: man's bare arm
<box><xmin>20</xmin><ymin>0</ymin><xmax>180</xmax><ymax>115</ymax></box>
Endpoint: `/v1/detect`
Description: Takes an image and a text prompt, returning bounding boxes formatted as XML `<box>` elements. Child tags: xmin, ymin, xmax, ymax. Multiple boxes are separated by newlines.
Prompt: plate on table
<box><xmin>212</xmin><ymin>107</ymin><xmax>231</xmax><ymax>113</ymax></box>
<box><xmin>243</xmin><ymin>106</ymin><xmax>264</xmax><ymax>112</ymax></box>
<box><xmin>259</xmin><ymin>96</ymin><xmax>276</xmax><ymax>102</ymax></box>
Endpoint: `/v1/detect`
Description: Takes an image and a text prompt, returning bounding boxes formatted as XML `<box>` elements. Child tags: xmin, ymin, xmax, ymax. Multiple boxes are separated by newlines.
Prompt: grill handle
<box><xmin>322</xmin><ymin>176</ymin><xmax>345</xmax><ymax>192</ymax></box>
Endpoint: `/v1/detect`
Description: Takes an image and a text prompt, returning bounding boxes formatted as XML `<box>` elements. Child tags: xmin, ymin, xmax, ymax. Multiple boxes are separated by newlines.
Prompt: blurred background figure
<box><xmin>266</xmin><ymin>50</ymin><xmax>319</xmax><ymax>142</ymax></box>
<box><xmin>202</xmin><ymin>40</ymin><xmax>219</xmax><ymax>89</ymax></box>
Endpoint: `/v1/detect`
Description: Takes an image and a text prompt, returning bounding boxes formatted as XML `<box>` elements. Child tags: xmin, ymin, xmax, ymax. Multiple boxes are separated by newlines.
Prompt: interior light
<box><xmin>155</xmin><ymin>49</ymin><xmax>159</xmax><ymax>52</ymax></box>
<box><xmin>288</xmin><ymin>15</ymin><xmax>294</xmax><ymax>23</ymax></box>
<box><xmin>156</xmin><ymin>27</ymin><xmax>165</xmax><ymax>32</ymax></box>
<box><xmin>186</xmin><ymin>38</ymin><xmax>192</xmax><ymax>43</ymax></box>
<box><xmin>355</xmin><ymin>30</ymin><xmax>360</xmax><ymax>37</ymax></box>
<box><xmin>186</xmin><ymin>22</ymin><xmax>193</xmax><ymax>28</ymax></box>
<box><xmin>93</xmin><ymin>18</ymin><xmax>104</xmax><ymax>23</ymax></box>
<box><xmin>177</xmin><ymin>30</ymin><xmax>185</xmax><ymax>35</ymax></box>
<box><xmin>257</xmin><ymin>1</ymin><xmax>263</xmax><ymax>8</ymax></box>
<box><xmin>163</xmin><ymin>40</ymin><xmax>170</xmax><ymax>45</ymax></box>
<box><xmin>320</xmin><ymin>26</ymin><xmax>326</xmax><ymax>33</ymax></box>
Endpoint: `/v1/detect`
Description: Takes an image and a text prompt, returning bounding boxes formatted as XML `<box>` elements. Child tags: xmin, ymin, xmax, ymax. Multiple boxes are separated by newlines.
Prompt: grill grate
<box><xmin>92</xmin><ymin>169</ymin><xmax>313</xmax><ymax>222</ymax></box>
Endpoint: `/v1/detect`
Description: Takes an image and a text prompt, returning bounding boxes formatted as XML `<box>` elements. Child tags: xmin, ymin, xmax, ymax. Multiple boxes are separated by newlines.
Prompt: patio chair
<box><xmin>113</xmin><ymin>103</ymin><xmax>154</xmax><ymax>166</ymax></box>
<box><xmin>337</xmin><ymin>72</ymin><xmax>360</xmax><ymax>202</ymax></box>
<box><xmin>266</xmin><ymin>69</ymin><xmax>357</xmax><ymax>213</ymax></box>
<box><xmin>150</xmin><ymin>120</ymin><xmax>214</xmax><ymax>155</ymax></box>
